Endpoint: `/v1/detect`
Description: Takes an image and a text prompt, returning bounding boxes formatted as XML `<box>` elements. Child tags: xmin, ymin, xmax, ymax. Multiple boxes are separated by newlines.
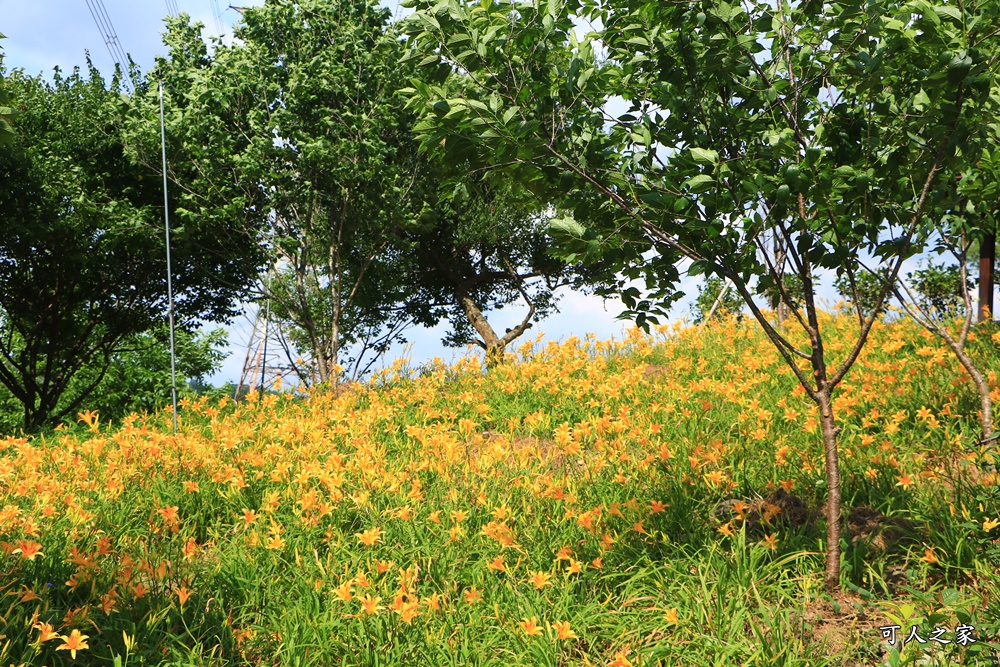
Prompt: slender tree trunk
<box><xmin>456</xmin><ymin>291</ymin><xmax>506</xmax><ymax>367</ymax></box>
<box><xmin>774</xmin><ymin>233</ymin><xmax>788</xmax><ymax>324</ymax></box>
<box><xmin>895</xmin><ymin>250</ymin><xmax>995</xmax><ymax>439</ymax></box>
<box><xmin>816</xmin><ymin>389</ymin><xmax>842</xmax><ymax>591</ymax></box>
<box><xmin>702</xmin><ymin>279</ymin><xmax>730</xmax><ymax>325</ymax></box>
<box><xmin>928</xmin><ymin>324</ymin><xmax>994</xmax><ymax>439</ymax></box>
<box><xmin>328</xmin><ymin>322</ymin><xmax>340</xmax><ymax>382</ymax></box>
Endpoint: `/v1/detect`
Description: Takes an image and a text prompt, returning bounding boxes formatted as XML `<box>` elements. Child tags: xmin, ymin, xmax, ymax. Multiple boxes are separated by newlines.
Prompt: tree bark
<box><xmin>456</xmin><ymin>290</ymin><xmax>506</xmax><ymax>367</ymax></box>
<box><xmin>950</xmin><ymin>340</ymin><xmax>994</xmax><ymax>439</ymax></box>
<box><xmin>816</xmin><ymin>390</ymin><xmax>842</xmax><ymax>591</ymax></box>
<box><xmin>774</xmin><ymin>233</ymin><xmax>788</xmax><ymax>325</ymax></box>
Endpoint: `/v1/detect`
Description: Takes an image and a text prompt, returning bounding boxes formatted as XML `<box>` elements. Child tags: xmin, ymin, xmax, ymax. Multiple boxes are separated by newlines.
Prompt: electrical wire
<box><xmin>84</xmin><ymin>0</ymin><xmax>128</xmax><ymax>70</ymax></box>
<box><xmin>210</xmin><ymin>0</ymin><xmax>225</xmax><ymax>34</ymax></box>
<box><xmin>84</xmin><ymin>0</ymin><xmax>131</xmax><ymax>90</ymax></box>
<box><xmin>93</xmin><ymin>0</ymin><xmax>129</xmax><ymax>67</ymax></box>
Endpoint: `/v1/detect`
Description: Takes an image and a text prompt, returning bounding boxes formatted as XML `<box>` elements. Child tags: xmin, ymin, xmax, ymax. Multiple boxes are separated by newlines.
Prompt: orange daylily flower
<box><xmin>552</xmin><ymin>620</ymin><xmax>577</xmax><ymax>640</ymax></box>
<box><xmin>13</xmin><ymin>539</ymin><xmax>43</xmax><ymax>561</ymax></box>
<box><xmin>334</xmin><ymin>581</ymin><xmax>353</xmax><ymax>602</ymax></box>
<box><xmin>158</xmin><ymin>506</ymin><xmax>179</xmax><ymax>523</ymax></box>
<box><xmin>462</xmin><ymin>587</ymin><xmax>482</xmax><ymax>604</ymax></box>
<box><xmin>20</xmin><ymin>587</ymin><xmax>41</xmax><ymax>602</ymax></box>
<box><xmin>527</xmin><ymin>570</ymin><xmax>552</xmax><ymax>590</ymax></box>
<box><xmin>356</xmin><ymin>527</ymin><xmax>382</xmax><ymax>547</ymax></box>
<box><xmin>359</xmin><ymin>594</ymin><xmax>382</xmax><ymax>615</ymax></box>
<box><xmin>56</xmin><ymin>629</ymin><xmax>90</xmax><ymax>659</ymax></box>
<box><xmin>182</xmin><ymin>537</ymin><xmax>198</xmax><ymax>560</ymax></box>
<box><xmin>395</xmin><ymin>599</ymin><xmax>421</xmax><ymax>623</ymax></box>
<box><xmin>519</xmin><ymin>616</ymin><xmax>543</xmax><ymax>636</ymax></box>
<box><xmin>424</xmin><ymin>592</ymin><xmax>442</xmax><ymax>612</ymax></box>
<box><xmin>608</xmin><ymin>648</ymin><xmax>633</xmax><ymax>667</ymax></box>
<box><xmin>33</xmin><ymin>621</ymin><xmax>59</xmax><ymax>643</ymax></box>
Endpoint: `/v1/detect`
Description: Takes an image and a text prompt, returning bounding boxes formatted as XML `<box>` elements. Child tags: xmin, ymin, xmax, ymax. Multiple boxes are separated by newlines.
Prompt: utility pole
<box><xmin>980</xmin><ymin>232</ymin><xmax>996</xmax><ymax>322</ymax></box>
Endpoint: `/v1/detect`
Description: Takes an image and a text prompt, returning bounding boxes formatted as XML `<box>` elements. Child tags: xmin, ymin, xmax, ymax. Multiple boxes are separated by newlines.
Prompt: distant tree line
<box><xmin>0</xmin><ymin>1</ymin><xmax>607</xmax><ymax>432</ymax></box>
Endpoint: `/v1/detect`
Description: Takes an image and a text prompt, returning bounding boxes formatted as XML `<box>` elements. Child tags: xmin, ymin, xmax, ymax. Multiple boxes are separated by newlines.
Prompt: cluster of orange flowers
<box><xmin>0</xmin><ymin>314</ymin><xmax>995</xmax><ymax>664</ymax></box>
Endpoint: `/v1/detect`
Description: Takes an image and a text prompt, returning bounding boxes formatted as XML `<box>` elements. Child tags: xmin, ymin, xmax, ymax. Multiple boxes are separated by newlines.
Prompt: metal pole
<box><xmin>159</xmin><ymin>76</ymin><xmax>179</xmax><ymax>433</ymax></box>
<box><xmin>979</xmin><ymin>233</ymin><xmax>996</xmax><ymax>323</ymax></box>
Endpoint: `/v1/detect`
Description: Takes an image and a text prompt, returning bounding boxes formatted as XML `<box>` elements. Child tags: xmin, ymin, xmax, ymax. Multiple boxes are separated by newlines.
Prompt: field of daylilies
<box><xmin>1</xmin><ymin>311</ymin><xmax>1000</xmax><ymax>666</ymax></box>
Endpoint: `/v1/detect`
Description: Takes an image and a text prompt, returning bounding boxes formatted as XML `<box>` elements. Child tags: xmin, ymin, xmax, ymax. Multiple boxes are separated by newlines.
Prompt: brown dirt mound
<box><xmin>713</xmin><ymin>488</ymin><xmax>816</xmax><ymax>532</ymax></box>
<box><xmin>845</xmin><ymin>506</ymin><xmax>918</xmax><ymax>554</ymax></box>
<box><xmin>643</xmin><ymin>365</ymin><xmax>670</xmax><ymax>381</ymax></box>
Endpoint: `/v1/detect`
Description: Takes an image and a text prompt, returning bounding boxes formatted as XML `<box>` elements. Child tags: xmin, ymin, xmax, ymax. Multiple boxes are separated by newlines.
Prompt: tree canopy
<box><xmin>402</xmin><ymin>0</ymin><xmax>1000</xmax><ymax>588</ymax></box>
<box><xmin>146</xmin><ymin>1</ymin><xmax>604</xmax><ymax>383</ymax></box>
<box><xmin>0</xmin><ymin>63</ymin><xmax>265</xmax><ymax>430</ymax></box>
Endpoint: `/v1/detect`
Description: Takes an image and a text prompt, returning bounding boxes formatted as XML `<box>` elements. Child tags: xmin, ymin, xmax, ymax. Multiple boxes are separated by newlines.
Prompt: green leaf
<box><xmin>684</xmin><ymin>174</ymin><xmax>716</xmax><ymax>193</ymax></box>
<box><xmin>690</xmin><ymin>148</ymin><xmax>720</xmax><ymax>165</ymax></box>
<box><xmin>933</xmin><ymin>6</ymin><xmax>963</xmax><ymax>23</ymax></box>
<box><xmin>549</xmin><ymin>216</ymin><xmax>587</xmax><ymax>238</ymax></box>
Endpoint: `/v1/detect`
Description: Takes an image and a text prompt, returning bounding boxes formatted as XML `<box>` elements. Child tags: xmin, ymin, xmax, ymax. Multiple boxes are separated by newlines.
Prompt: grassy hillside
<box><xmin>1</xmin><ymin>312</ymin><xmax>999</xmax><ymax>666</ymax></box>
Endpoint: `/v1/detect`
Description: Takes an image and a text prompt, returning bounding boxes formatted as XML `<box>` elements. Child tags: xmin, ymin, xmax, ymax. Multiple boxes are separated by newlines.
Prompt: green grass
<box><xmin>0</xmin><ymin>314</ymin><xmax>999</xmax><ymax>666</ymax></box>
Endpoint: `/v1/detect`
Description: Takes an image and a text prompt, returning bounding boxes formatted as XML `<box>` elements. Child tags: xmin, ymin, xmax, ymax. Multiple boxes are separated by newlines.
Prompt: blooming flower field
<box><xmin>1</xmin><ymin>313</ymin><xmax>999</xmax><ymax>666</ymax></box>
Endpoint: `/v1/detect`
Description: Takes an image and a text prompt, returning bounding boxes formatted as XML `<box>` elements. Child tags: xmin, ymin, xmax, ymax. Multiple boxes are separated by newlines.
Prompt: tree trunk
<box><xmin>980</xmin><ymin>233</ymin><xmax>995</xmax><ymax>323</ymax></box>
<box><xmin>941</xmin><ymin>334</ymin><xmax>994</xmax><ymax>439</ymax></box>
<box><xmin>456</xmin><ymin>291</ymin><xmax>506</xmax><ymax>368</ymax></box>
<box><xmin>774</xmin><ymin>234</ymin><xmax>788</xmax><ymax>325</ymax></box>
<box><xmin>816</xmin><ymin>390</ymin><xmax>842</xmax><ymax>591</ymax></box>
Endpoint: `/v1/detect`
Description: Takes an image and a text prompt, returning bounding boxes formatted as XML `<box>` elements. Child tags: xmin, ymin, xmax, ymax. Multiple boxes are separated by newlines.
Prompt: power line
<box><xmin>91</xmin><ymin>0</ymin><xmax>129</xmax><ymax>67</ymax></box>
<box><xmin>210</xmin><ymin>0</ymin><xmax>225</xmax><ymax>34</ymax></box>
<box><xmin>165</xmin><ymin>0</ymin><xmax>181</xmax><ymax>17</ymax></box>
<box><xmin>84</xmin><ymin>0</ymin><xmax>131</xmax><ymax>87</ymax></box>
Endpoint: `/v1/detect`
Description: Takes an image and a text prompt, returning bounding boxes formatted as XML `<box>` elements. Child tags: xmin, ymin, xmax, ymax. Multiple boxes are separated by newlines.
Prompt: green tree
<box><xmin>400</xmin><ymin>171</ymin><xmax>611</xmax><ymax>367</ymax></box>
<box><xmin>147</xmin><ymin>3</ymin><xmax>604</xmax><ymax>384</ymax></box>
<box><xmin>893</xmin><ymin>203</ymin><xmax>1000</xmax><ymax>440</ymax></box>
<box><xmin>403</xmin><ymin>0</ymin><xmax>1000</xmax><ymax>588</ymax></box>
<box><xmin>908</xmin><ymin>261</ymin><xmax>972</xmax><ymax>320</ymax></box>
<box><xmin>0</xmin><ymin>63</ymin><xmax>265</xmax><ymax>431</ymax></box>
<box><xmin>833</xmin><ymin>270</ymin><xmax>891</xmax><ymax>320</ymax></box>
<box><xmin>0</xmin><ymin>84</ymin><xmax>13</xmax><ymax>146</ymax></box>
<box><xmin>691</xmin><ymin>277</ymin><xmax>743</xmax><ymax>324</ymax></box>
<box><xmin>0</xmin><ymin>35</ymin><xmax>18</xmax><ymax>147</ymax></box>
<box><xmin>0</xmin><ymin>327</ymin><xmax>229</xmax><ymax>434</ymax></box>
<box><xmin>139</xmin><ymin>5</ymin><xmax>423</xmax><ymax>386</ymax></box>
